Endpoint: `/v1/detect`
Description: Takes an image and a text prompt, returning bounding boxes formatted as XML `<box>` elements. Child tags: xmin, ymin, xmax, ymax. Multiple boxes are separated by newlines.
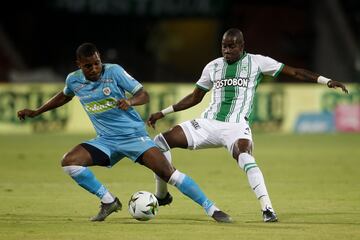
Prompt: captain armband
<box><xmin>161</xmin><ymin>106</ymin><xmax>174</xmax><ymax>116</ymax></box>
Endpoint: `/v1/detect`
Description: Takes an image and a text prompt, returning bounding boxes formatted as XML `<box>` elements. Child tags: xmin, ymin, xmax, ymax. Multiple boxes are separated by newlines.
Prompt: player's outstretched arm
<box><xmin>17</xmin><ymin>91</ymin><xmax>73</xmax><ymax>121</ymax></box>
<box><xmin>147</xmin><ymin>87</ymin><xmax>207</xmax><ymax>129</ymax></box>
<box><xmin>281</xmin><ymin>65</ymin><xmax>348</xmax><ymax>94</ymax></box>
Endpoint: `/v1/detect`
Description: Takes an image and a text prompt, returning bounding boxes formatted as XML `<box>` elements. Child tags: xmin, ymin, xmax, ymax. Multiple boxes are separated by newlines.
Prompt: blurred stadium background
<box><xmin>1</xmin><ymin>1</ymin><xmax>360</xmax><ymax>239</ymax></box>
<box><xmin>0</xmin><ymin>0</ymin><xmax>359</xmax><ymax>135</ymax></box>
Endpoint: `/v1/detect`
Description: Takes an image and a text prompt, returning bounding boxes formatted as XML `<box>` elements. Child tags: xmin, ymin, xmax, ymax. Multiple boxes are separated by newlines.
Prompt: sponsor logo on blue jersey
<box><xmin>84</xmin><ymin>98</ymin><xmax>117</xmax><ymax>114</ymax></box>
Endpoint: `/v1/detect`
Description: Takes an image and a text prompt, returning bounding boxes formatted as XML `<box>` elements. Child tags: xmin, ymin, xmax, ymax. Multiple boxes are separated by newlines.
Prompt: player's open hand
<box><xmin>328</xmin><ymin>80</ymin><xmax>349</xmax><ymax>94</ymax></box>
<box><xmin>17</xmin><ymin>109</ymin><xmax>38</xmax><ymax>121</ymax></box>
<box><xmin>147</xmin><ymin>112</ymin><xmax>164</xmax><ymax>129</ymax></box>
<box><xmin>117</xmin><ymin>99</ymin><xmax>131</xmax><ymax>110</ymax></box>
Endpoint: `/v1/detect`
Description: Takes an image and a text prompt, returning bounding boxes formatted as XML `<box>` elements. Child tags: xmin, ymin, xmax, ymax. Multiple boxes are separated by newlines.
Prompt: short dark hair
<box><xmin>223</xmin><ymin>28</ymin><xmax>244</xmax><ymax>44</ymax></box>
<box><xmin>76</xmin><ymin>42</ymin><xmax>99</xmax><ymax>59</ymax></box>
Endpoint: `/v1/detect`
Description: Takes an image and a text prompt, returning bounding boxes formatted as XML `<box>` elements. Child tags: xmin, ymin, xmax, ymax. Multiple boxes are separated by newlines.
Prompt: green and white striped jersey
<box><xmin>196</xmin><ymin>53</ymin><xmax>284</xmax><ymax>123</ymax></box>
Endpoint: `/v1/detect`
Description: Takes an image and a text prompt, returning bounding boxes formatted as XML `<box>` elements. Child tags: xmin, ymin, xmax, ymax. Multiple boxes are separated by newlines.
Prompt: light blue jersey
<box><xmin>63</xmin><ymin>63</ymin><xmax>146</xmax><ymax>138</ymax></box>
<box><xmin>61</xmin><ymin>64</ymin><xmax>216</xmax><ymax>215</ymax></box>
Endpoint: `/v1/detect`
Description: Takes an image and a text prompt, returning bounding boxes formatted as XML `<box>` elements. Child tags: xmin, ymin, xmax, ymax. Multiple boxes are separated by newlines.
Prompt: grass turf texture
<box><xmin>0</xmin><ymin>133</ymin><xmax>359</xmax><ymax>240</ymax></box>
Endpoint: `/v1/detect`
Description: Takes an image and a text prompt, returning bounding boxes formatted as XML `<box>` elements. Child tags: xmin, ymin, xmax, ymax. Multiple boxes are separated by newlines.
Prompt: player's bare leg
<box><xmin>61</xmin><ymin>144</ymin><xmax>121</xmax><ymax>221</ymax></box>
<box><xmin>233</xmin><ymin>139</ymin><xmax>277</xmax><ymax>222</ymax></box>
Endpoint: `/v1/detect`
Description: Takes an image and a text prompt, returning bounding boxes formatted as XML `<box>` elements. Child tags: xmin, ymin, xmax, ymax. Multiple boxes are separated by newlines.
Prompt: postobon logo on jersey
<box><xmin>215</xmin><ymin>78</ymin><xmax>249</xmax><ymax>89</ymax></box>
<box><xmin>84</xmin><ymin>98</ymin><xmax>117</xmax><ymax>114</ymax></box>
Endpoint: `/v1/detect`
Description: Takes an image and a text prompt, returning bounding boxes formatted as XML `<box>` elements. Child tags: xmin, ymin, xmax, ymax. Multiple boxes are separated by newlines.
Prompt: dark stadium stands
<box><xmin>0</xmin><ymin>0</ymin><xmax>359</xmax><ymax>83</ymax></box>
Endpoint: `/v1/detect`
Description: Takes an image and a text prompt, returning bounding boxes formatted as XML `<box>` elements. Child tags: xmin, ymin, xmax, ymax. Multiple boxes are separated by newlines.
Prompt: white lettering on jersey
<box><xmin>215</xmin><ymin>78</ymin><xmax>249</xmax><ymax>89</ymax></box>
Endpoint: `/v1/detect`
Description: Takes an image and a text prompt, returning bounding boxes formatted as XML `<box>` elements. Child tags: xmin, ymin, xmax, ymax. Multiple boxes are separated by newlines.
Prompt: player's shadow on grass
<box><xmin>253</xmin><ymin>212</ymin><xmax>360</xmax><ymax>226</ymax></box>
<box><xmin>0</xmin><ymin>213</ymin><xmax>227</xmax><ymax>225</ymax></box>
<box><xmin>103</xmin><ymin>215</ymin><xmax>242</xmax><ymax>226</ymax></box>
<box><xmin>0</xmin><ymin>213</ymin><xmax>94</xmax><ymax>223</ymax></box>
<box><xmin>3</xmin><ymin>213</ymin><xmax>358</xmax><ymax>226</ymax></box>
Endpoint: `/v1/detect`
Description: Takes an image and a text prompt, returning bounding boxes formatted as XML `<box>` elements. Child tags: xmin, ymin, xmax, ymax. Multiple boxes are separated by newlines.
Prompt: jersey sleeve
<box><xmin>196</xmin><ymin>62</ymin><xmax>213</xmax><ymax>91</ymax></box>
<box><xmin>63</xmin><ymin>74</ymin><xmax>75</xmax><ymax>97</ymax></box>
<box><xmin>113</xmin><ymin>65</ymin><xmax>143</xmax><ymax>95</ymax></box>
<box><xmin>252</xmin><ymin>54</ymin><xmax>284</xmax><ymax>77</ymax></box>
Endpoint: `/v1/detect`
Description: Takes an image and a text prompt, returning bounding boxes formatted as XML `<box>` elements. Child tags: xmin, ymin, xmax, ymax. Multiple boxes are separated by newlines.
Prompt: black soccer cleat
<box><xmin>211</xmin><ymin>210</ymin><xmax>233</xmax><ymax>223</ymax></box>
<box><xmin>156</xmin><ymin>192</ymin><xmax>173</xmax><ymax>206</ymax></box>
<box><xmin>262</xmin><ymin>207</ymin><xmax>278</xmax><ymax>222</ymax></box>
<box><xmin>90</xmin><ymin>197</ymin><xmax>122</xmax><ymax>221</ymax></box>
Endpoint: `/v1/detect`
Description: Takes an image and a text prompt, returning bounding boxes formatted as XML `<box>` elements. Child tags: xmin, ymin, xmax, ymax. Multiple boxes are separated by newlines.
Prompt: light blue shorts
<box><xmin>84</xmin><ymin>135</ymin><xmax>156</xmax><ymax>166</ymax></box>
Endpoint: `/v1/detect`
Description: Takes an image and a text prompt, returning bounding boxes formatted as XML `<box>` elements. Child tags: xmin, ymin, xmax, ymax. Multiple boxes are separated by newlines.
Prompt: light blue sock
<box><xmin>169</xmin><ymin>170</ymin><xmax>214</xmax><ymax>213</ymax></box>
<box><xmin>63</xmin><ymin>166</ymin><xmax>108</xmax><ymax>199</ymax></box>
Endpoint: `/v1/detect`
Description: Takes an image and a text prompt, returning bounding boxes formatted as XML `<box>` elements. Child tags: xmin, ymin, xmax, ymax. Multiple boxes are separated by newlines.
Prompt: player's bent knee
<box><xmin>61</xmin><ymin>153</ymin><xmax>71</xmax><ymax>167</ymax></box>
<box><xmin>154</xmin><ymin>133</ymin><xmax>170</xmax><ymax>152</ymax></box>
<box><xmin>232</xmin><ymin>139</ymin><xmax>252</xmax><ymax>159</ymax></box>
<box><xmin>238</xmin><ymin>152</ymin><xmax>256</xmax><ymax>170</ymax></box>
<box><xmin>61</xmin><ymin>152</ymin><xmax>79</xmax><ymax>166</ymax></box>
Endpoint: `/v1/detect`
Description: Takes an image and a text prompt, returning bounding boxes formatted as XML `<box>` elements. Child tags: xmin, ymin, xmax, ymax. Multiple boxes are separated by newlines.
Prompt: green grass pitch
<box><xmin>0</xmin><ymin>133</ymin><xmax>359</xmax><ymax>240</ymax></box>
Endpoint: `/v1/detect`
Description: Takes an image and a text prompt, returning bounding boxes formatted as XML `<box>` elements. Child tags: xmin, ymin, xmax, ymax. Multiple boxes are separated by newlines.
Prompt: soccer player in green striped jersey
<box><xmin>147</xmin><ymin>28</ymin><xmax>348</xmax><ymax>222</ymax></box>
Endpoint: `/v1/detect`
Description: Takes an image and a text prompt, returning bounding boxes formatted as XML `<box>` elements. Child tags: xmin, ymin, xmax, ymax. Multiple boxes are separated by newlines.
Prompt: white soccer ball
<box><xmin>128</xmin><ymin>191</ymin><xmax>159</xmax><ymax>221</ymax></box>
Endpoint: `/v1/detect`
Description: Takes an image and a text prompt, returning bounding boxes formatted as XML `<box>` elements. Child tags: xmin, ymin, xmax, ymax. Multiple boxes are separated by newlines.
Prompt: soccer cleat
<box><xmin>262</xmin><ymin>207</ymin><xmax>278</xmax><ymax>222</ymax></box>
<box><xmin>90</xmin><ymin>197</ymin><xmax>122</xmax><ymax>221</ymax></box>
<box><xmin>211</xmin><ymin>210</ymin><xmax>233</xmax><ymax>223</ymax></box>
<box><xmin>156</xmin><ymin>192</ymin><xmax>173</xmax><ymax>206</ymax></box>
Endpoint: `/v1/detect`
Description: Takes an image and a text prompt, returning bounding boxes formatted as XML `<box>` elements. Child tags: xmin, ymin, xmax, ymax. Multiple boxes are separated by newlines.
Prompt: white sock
<box><xmin>63</xmin><ymin>165</ymin><xmax>85</xmax><ymax>177</ymax></box>
<box><xmin>238</xmin><ymin>153</ymin><xmax>273</xmax><ymax>211</ymax></box>
<box><xmin>206</xmin><ymin>204</ymin><xmax>220</xmax><ymax>216</ymax></box>
<box><xmin>101</xmin><ymin>191</ymin><xmax>115</xmax><ymax>204</ymax></box>
<box><xmin>259</xmin><ymin>196</ymin><xmax>273</xmax><ymax>212</ymax></box>
<box><xmin>247</xmin><ymin>167</ymin><xmax>273</xmax><ymax>210</ymax></box>
<box><xmin>155</xmin><ymin>150</ymin><xmax>172</xmax><ymax>198</ymax></box>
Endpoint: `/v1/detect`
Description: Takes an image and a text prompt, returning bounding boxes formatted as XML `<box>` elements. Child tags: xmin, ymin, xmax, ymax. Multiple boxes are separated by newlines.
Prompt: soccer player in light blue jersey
<box><xmin>17</xmin><ymin>43</ymin><xmax>232</xmax><ymax>223</ymax></box>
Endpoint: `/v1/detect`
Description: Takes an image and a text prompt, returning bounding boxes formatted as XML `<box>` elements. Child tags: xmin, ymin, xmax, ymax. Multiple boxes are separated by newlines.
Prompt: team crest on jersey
<box><xmin>103</xmin><ymin>87</ymin><xmax>111</xmax><ymax>96</ymax></box>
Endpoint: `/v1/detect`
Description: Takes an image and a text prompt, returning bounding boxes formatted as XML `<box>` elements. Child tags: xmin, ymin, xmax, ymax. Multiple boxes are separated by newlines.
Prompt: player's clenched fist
<box><xmin>17</xmin><ymin>109</ymin><xmax>38</xmax><ymax>120</ymax></box>
<box><xmin>147</xmin><ymin>112</ymin><xmax>164</xmax><ymax>129</ymax></box>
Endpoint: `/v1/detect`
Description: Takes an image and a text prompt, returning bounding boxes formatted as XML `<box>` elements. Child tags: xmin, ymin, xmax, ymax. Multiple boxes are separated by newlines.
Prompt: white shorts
<box><xmin>179</xmin><ymin>118</ymin><xmax>252</xmax><ymax>154</ymax></box>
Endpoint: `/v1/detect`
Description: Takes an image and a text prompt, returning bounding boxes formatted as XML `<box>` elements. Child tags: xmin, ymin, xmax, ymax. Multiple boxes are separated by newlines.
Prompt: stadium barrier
<box><xmin>0</xmin><ymin>83</ymin><xmax>358</xmax><ymax>134</ymax></box>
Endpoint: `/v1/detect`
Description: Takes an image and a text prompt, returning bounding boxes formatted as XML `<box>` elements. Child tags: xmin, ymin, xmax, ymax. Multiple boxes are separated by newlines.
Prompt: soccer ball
<box><xmin>128</xmin><ymin>191</ymin><xmax>159</xmax><ymax>221</ymax></box>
